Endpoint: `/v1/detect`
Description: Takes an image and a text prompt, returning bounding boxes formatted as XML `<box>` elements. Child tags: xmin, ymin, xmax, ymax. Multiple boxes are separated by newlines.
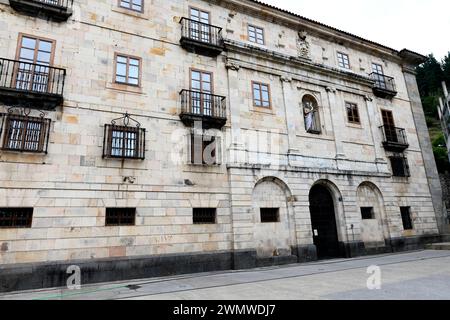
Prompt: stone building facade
<box><xmin>0</xmin><ymin>0</ymin><xmax>447</xmax><ymax>291</ymax></box>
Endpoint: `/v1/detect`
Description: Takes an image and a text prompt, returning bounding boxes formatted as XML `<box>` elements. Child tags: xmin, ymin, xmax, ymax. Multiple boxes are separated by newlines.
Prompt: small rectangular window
<box><xmin>346</xmin><ymin>102</ymin><xmax>360</xmax><ymax>124</ymax></box>
<box><xmin>119</xmin><ymin>0</ymin><xmax>143</xmax><ymax>12</ymax></box>
<box><xmin>252</xmin><ymin>81</ymin><xmax>271</xmax><ymax>108</ymax></box>
<box><xmin>193</xmin><ymin>208</ymin><xmax>216</xmax><ymax>224</ymax></box>
<box><xmin>390</xmin><ymin>155</ymin><xmax>410</xmax><ymax>177</ymax></box>
<box><xmin>115</xmin><ymin>54</ymin><xmax>141</xmax><ymax>86</ymax></box>
<box><xmin>337</xmin><ymin>52</ymin><xmax>350</xmax><ymax>69</ymax></box>
<box><xmin>0</xmin><ymin>208</ymin><xmax>33</xmax><ymax>228</ymax></box>
<box><xmin>361</xmin><ymin>207</ymin><xmax>375</xmax><ymax>220</ymax></box>
<box><xmin>260</xmin><ymin>208</ymin><xmax>280</xmax><ymax>223</ymax></box>
<box><xmin>248</xmin><ymin>25</ymin><xmax>264</xmax><ymax>45</ymax></box>
<box><xmin>105</xmin><ymin>208</ymin><xmax>136</xmax><ymax>226</ymax></box>
<box><xmin>400</xmin><ymin>207</ymin><xmax>413</xmax><ymax>230</ymax></box>
<box><xmin>103</xmin><ymin>124</ymin><xmax>146</xmax><ymax>160</ymax></box>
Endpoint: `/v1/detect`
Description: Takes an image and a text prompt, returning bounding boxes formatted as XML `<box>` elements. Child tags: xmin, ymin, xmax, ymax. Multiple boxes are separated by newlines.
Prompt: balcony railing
<box><xmin>0</xmin><ymin>58</ymin><xmax>66</xmax><ymax>110</ymax></box>
<box><xmin>369</xmin><ymin>73</ymin><xmax>397</xmax><ymax>99</ymax></box>
<box><xmin>9</xmin><ymin>0</ymin><xmax>73</xmax><ymax>21</ymax></box>
<box><xmin>180</xmin><ymin>89</ymin><xmax>227</xmax><ymax>129</ymax></box>
<box><xmin>380</xmin><ymin>125</ymin><xmax>409</xmax><ymax>152</ymax></box>
<box><xmin>180</xmin><ymin>18</ymin><xmax>224</xmax><ymax>57</ymax></box>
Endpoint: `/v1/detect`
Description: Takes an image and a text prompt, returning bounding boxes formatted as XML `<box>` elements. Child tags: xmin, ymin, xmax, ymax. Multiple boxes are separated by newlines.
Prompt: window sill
<box><xmin>252</xmin><ymin>106</ymin><xmax>273</xmax><ymax>114</ymax></box>
<box><xmin>106</xmin><ymin>82</ymin><xmax>144</xmax><ymax>95</ymax></box>
<box><xmin>346</xmin><ymin>122</ymin><xmax>363</xmax><ymax>129</ymax></box>
<box><xmin>111</xmin><ymin>6</ymin><xmax>149</xmax><ymax>20</ymax></box>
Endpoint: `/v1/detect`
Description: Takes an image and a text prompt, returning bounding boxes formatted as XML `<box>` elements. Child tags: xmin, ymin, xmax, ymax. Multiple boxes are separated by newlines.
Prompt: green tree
<box><xmin>416</xmin><ymin>54</ymin><xmax>444</xmax><ymax>98</ymax></box>
<box><xmin>443</xmin><ymin>52</ymin><xmax>450</xmax><ymax>88</ymax></box>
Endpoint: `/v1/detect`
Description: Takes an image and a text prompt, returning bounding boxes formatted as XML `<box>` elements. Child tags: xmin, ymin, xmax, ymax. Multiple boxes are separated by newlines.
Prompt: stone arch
<box><xmin>252</xmin><ymin>177</ymin><xmax>296</xmax><ymax>258</ymax></box>
<box><xmin>356</xmin><ymin>181</ymin><xmax>389</xmax><ymax>248</ymax></box>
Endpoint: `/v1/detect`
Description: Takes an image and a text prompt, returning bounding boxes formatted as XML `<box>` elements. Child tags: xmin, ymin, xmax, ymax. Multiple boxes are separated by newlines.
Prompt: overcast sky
<box><xmin>259</xmin><ymin>0</ymin><xmax>449</xmax><ymax>60</ymax></box>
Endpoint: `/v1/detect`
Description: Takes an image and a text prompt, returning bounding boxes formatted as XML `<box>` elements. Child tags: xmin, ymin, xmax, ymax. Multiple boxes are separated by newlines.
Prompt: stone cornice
<box><xmin>224</xmin><ymin>39</ymin><xmax>375</xmax><ymax>88</ymax></box>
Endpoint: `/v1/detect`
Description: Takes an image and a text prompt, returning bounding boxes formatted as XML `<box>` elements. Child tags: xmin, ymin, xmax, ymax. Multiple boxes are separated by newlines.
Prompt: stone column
<box><xmin>326</xmin><ymin>87</ymin><xmax>346</xmax><ymax>159</ymax></box>
<box><xmin>403</xmin><ymin>64</ymin><xmax>447</xmax><ymax>234</ymax></box>
<box><xmin>280</xmin><ymin>76</ymin><xmax>300</xmax><ymax>154</ymax></box>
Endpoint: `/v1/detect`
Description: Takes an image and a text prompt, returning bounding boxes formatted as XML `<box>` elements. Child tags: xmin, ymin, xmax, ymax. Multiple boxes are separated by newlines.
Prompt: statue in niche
<box><xmin>297</xmin><ymin>30</ymin><xmax>310</xmax><ymax>59</ymax></box>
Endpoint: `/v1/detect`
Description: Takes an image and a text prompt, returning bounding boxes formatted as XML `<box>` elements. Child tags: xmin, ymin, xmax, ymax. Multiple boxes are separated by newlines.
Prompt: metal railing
<box><xmin>380</xmin><ymin>125</ymin><xmax>408</xmax><ymax>145</ymax></box>
<box><xmin>369</xmin><ymin>73</ymin><xmax>396</xmax><ymax>92</ymax></box>
<box><xmin>26</xmin><ymin>0</ymin><xmax>73</xmax><ymax>9</ymax></box>
<box><xmin>0</xmin><ymin>58</ymin><xmax>66</xmax><ymax>96</ymax></box>
<box><xmin>180</xmin><ymin>18</ymin><xmax>223</xmax><ymax>47</ymax></box>
<box><xmin>180</xmin><ymin>89</ymin><xmax>226</xmax><ymax>118</ymax></box>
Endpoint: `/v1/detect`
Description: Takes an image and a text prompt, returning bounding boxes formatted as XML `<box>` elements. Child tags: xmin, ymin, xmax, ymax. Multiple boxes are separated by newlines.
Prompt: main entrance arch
<box><xmin>309</xmin><ymin>184</ymin><xmax>341</xmax><ymax>259</ymax></box>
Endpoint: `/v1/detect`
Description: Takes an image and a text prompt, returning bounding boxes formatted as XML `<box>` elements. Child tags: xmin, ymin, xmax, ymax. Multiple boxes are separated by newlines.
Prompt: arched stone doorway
<box><xmin>309</xmin><ymin>184</ymin><xmax>341</xmax><ymax>259</ymax></box>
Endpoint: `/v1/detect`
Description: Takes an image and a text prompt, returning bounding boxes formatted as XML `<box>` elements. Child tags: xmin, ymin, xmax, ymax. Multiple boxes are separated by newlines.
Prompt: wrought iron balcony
<box><xmin>180</xmin><ymin>18</ymin><xmax>224</xmax><ymax>57</ymax></box>
<box><xmin>370</xmin><ymin>73</ymin><xmax>397</xmax><ymax>99</ymax></box>
<box><xmin>0</xmin><ymin>58</ymin><xmax>66</xmax><ymax>110</ymax></box>
<box><xmin>9</xmin><ymin>0</ymin><xmax>73</xmax><ymax>22</ymax></box>
<box><xmin>380</xmin><ymin>125</ymin><xmax>409</xmax><ymax>152</ymax></box>
<box><xmin>180</xmin><ymin>90</ymin><xmax>227</xmax><ymax>129</ymax></box>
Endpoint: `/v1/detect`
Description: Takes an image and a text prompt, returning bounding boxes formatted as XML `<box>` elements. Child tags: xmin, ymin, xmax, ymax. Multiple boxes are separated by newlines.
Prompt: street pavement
<box><xmin>1</xmin><ymin>250</ymin><xmax>449</xmax><ymax>300</ymax></box>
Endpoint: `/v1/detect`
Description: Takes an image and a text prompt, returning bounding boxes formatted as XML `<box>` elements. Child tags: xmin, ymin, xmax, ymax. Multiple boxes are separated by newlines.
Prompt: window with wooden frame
<box><xmin>337</xmin><ymin>52</ymin><xmax>350</xmax><ymax>69</ymax></box>
<box><xmin>252</xmin><ymin>81</ymin><xmax>271</xmax><ymax>108</ymax></box>
<box><xmin>345</xmin><ymin>102</ymin><xmax>360</xmax><ymax>124</ymax></box>
<box><xmin>193</xmin><ymin>208</ymin><xmax>216</xmax><ymax>224</ymax></box>
<box><xmin>0</xmin><ymin>208</ymin><xmax>33</xmax><ymax>228</ymax></box>
<box><xmin>105</xmin><ymin>208</ymin><xmax>136</xmax><ymax>226</ymax></box>
<box><xmin>1</xmin><ymin>112</ymin><xmax>51</xmax><ymax>153</ymax></box>
<box><xmin>248</xmin><ymin>25</ymin><xmax>264</xmax><ymax>45</ymax></box>
<box><xmin>189</xmin><ymin>7</ymin><xmax>211</xmax><ymax>42</ymax></box>
<box><xmin>114</xmin><ymin>54</ymin><xmax>141</xmax><ymax>86</ymax></box>
<box><xmin>103</xmin><ymin>113</ymin><xmax>145</xmax><ymax>160</ymax></box>
<box><xmin>190</xmin><ymin>69</ymin><xmax>214</xmax><ymax>116</ymax></box>
<box><xmin>15</xmin><ymin>34</ymin><xmax>56</xmax><ymax>93</ymax></box>
<box><xmin>400</xmin><ymin>207</ymin><xmax>413</xmax><ymax>230</ymax></box>
<box><xmin>119</xmin><ymin>0</ymin><xmax>143</xmax><ymax>12</ymax></box>
<box><xmin>190</xmin><ymin>134</ymin><xmax>220</xmax><ymax>165</ymax></box>
<box><xmin>260</xmin><ymin>208</ymin><xmax>280</xmax><ymax>223</ymax></box>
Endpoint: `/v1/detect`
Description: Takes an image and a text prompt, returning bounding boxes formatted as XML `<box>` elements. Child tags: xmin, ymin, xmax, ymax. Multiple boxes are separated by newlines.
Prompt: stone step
<box><xmin>425</xmin><ymin>243</ymin><xmax>450</xmax><ymax>250</ymax></box>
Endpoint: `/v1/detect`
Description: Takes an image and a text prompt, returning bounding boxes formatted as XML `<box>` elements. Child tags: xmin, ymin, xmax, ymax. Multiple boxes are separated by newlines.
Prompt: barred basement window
<box><xmin>390</xmin><ymin>155</ymin><xmax>410</xmax><ymax>177</ymax></box>
<box><xmin>400</xmin><ymin>207</ymin><xmax>413</xmax><ymax>230</ymax></box>
<box><xmin>193</xmin><ymin>208</ymin><xmax>216</xmax><ymax>224</ymax></box>
<box><xmin>105</xmin><ymin>208</ymin><xmax>136</xmax><ymax>226</ymax></box>
<box><xmin>103</xmin><ymin>113</ymin><xmax>145</xmax><ymax>160</ymax></box>
<box><xmin>0</xmin><ymin>208</ymin><xmax>33</xmax><ymax>228</ymax></box>
<box><xmin>260</xmin><ymin>208</ymin><xmax>280</xmax><ymax>223</ymax></box>
<box><xmin>1</xmin><ymin>113</ymin><xmax>51</xmax><ymax>153</ymax></box>
<box><xmin>361</xmin><ymin>207</ymin><xmax>375</xmax><ymax>220</ymax></box>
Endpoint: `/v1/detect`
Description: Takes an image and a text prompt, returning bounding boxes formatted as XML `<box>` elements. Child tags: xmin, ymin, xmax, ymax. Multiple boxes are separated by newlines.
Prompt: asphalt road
<box><xmin>1</xmin><ymin>250</ymin><xmax>450</xmax><ymax>300</ymax></box>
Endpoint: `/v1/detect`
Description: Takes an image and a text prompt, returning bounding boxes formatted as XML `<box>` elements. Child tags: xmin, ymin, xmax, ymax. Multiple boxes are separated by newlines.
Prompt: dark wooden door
<box><xmin>381</xmin><ymin>110</ymin><xmax>398</xmax><ymax>143</ymax></box>
<box><xmin>309</xmin><ymin>185</ymin><xmax>341</xmax><ymax>259</ymax></box>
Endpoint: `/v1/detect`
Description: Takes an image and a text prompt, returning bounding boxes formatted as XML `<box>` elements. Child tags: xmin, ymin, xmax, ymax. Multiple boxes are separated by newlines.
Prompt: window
<box><xmin>390</xmin><ymin>155</ymin><xmax>410</xmax><ymax>177</ymax></box>
<box><xmin>16</xmin><ymin>34</ymin><xmax>55</xmax><ymax>93</ymax></box>
<box><xmin>115</xmin><ymin>54</ymin><xmax>141</xmax><ymax>86</ymax></box>
<box><xmin>1</xmin><ymin>113</ymin><xmax>51</xmax><ymax>153</ymax></box>
<box><xmin>346</xmin><ymin>102</ymin><xmax>360</xmax><ymax>124</ymax></box>
<box><xmin>302</xmin><ymin>95</ymin><xmax>321</xmax><ymax>134</ymax></box>
<box><xmin>193</xmin><ymin>208</ymin><xmax>216</xmax><ymax>224</ymax></box>
<box><xmin>361</xmin><ymin>207</ymin><xmax>375</xmax><ymax>220</ymax></box>
<box><xmin>372</xmin><ymin>63</ymin><xmax>387</xmax><ymax>89</ymax></box>
<box><xmin>400</xmin><ymin>207</ymin><xmax>413</xmax><ymax>230</ymax></box>
<box><xmin>103</xmin><ymin>124</ymin><xmax>146</xmax><ymax>160</ymax></box>
<box><xmin>189</xmin><ymin>8</ymin><xmax>210</xmax><ymax>42</ymax></box>
<box><xmin>190</xmin><ymin>70</ymin><xmax>213</xmax><ymax>116</ymax></box>
<box><xmin>105</xmin><ymin>208</ymin><xmax>136</xmax><ymax>226</ymax></box>
<box><xmin>260</xmin><ymin>208</ymin><xmax>280</xmax><ymax>223</ymax></box>
<box><xmin>252</xmin><ymin>82</ymin><xmax>271</xmax><ymax>108</ymax></box>
<box><xmin>248</xmin><ymin>25</ymin><xmax>264</xmax><ymax>45</ymax></box>
<box><xmin>190</xmin><ymin>134</ymin><xmax>219</xmax><ymax>165</ymax></box>
<box><xmin>119</xmin><ymin>0</ymin><xmax>143</xmax><ymax>12</ymax></box>
<box><xmin>0</xmin><ymin>208</ymin><xmax>33</xmax><ymax>228</ymax></box>
<box><xmin>337</xmin><ymin>52</ymin><xmax>350</xmax><ymax>69</ymax></box>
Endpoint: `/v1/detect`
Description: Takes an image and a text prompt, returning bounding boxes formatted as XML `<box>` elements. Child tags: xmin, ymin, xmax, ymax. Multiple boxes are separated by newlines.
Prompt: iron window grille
<box><xmin>0</xmin><ymin>208</ymin><xmax>33</xmax><ymax>228</ymax></box>
<box><xmin>103</xmin><ymin>113</ymin><xmax>145</xmax><ymax>160</ymax></box>
<box><xmin>260</xmin><ymin>208</ymin><xmax>280</xmax><ymax>223</ymax></box>
<box><xmin>0</xmin><ymin>109</ymin><xmax>51</xmax><ymax>154</ymax></box>
<box><xmin>390</xmin><ymin>154</ymin><xmax>410</xmax><ymax>177</ymax></box>
<box><xmin>361</xmin><ymin>207</ymin><xmax>375</xmax><ymax>220</ymax></box>
<box><xmin>105</xmin><ymin>208</ymin><xmax>136</xmax><ymax>226</ymax></box>
<box><xmin>400</xmin><ymin>207</ymin><xmax>413</xmax><ymax>230</ymax></box>
<box><xmin>193</xmin><ymin>208</ymin><xmax>216</xmax><ymax>224</ymax></box>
